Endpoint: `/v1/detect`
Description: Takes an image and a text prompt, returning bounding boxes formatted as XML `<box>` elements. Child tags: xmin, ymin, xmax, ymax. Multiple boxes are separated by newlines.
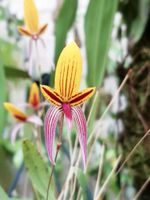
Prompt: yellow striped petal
<box><xmin>40</xmin><ymin>85</ymin><xmax>63</xmax><ymax>107</ymax></box>
<box><xmin>29</xmin><ymin>82</ymin><xmax>40</xmax><ymax>108</ymax></box>
<box><xmin>24</xmin><ymin>0</ymin><xmax>39</xmax><ymax>33</ymax></box>
<box><xmin>55</xmin><ymin>42</ymin><xmax>82</xmax><ymax>100</ymax></box>
<box><xmin>69</xmin><ymin>87</ymin><xmax>96</xmax><ymax>106</ymax></box>
<box><xmin>4</xmin><ymin>103</ymin><xmax>27</xmax><ymax>121</ymax></box>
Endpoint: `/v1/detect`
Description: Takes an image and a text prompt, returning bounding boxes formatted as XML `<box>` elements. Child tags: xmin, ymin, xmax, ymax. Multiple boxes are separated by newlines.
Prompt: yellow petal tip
<box><xmin>4</xmin><ymin>102</ymin><xmax>27</xmax><ymax>121</ymax></box>
<box><xmin>29</xmin><ymin>82</ymin><xmax>40</xmax><ymax>108</ymax></box>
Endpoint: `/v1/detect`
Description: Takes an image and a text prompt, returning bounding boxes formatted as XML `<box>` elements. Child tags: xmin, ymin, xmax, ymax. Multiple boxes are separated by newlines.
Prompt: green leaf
<box><xmin>55</xmin><ymin>0</ymin><xmax>78</xmax><ymax>63</ymax></box>
<box><xmin>85</xmin><ymin>0</ymin><xmax>118</xmax><ymax>86</ymax></box>
<box><xmin>0</xmin><ymin>63</ymin><xmax>6</xmax><ymax>134</ymax></box>
<box><xmin>120</xmin><ymin>0</ymin><xmax>150</xmax><ymax>43</ymax></box>
<box><xmin>0</xmin><ymin>186</ymin><xmax>31</xmax><ymax>200</ymax></box>
<box><xmin>0</xmin><ymin>38</ymin><xmax>17</xmax><ymax>66</ymax></box>
<box><xmin>22</xmin><ymin>140</ymin><xmax>55</xmax><ymax>200</ymax></box>
<box><xmin>4</xmin><ymin>66</ymin><xmax>29</xmax><ymax>79</ymax></box>
<box><xmin>0</xmin><ymin>186</ymin><xmax>9</xmax><ymax>200</ymax></box>
<box><xmin>75</xmin><ymin>168</ymin><xmax>92</xmax><ymax>200</ymax></box>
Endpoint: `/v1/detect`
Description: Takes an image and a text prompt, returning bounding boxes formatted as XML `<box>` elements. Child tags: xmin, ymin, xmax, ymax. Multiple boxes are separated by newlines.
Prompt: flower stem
<box><xmin>46</xmin><ymin>114</ymin><xmax>64</xmax><ymax>200</ymax></box>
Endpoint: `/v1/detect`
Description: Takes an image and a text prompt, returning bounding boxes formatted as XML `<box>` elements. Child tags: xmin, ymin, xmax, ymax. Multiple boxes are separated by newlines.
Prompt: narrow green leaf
<box><xmin>4</xmin><ymin>66</ymin><xmax>29</xmax><ymax>79</ymax></box>
<box><xmin>75</xmin><ymin>168</ymin><xmax>92</xmax><ymax>200</ymax></box>
<box><xmin>22</xmin><ymin>140</ymin><xmax>55</xmax><ymax>200</ymax></box>
<box><xmin>55</xmin><ymin>0</ymin><xmax>78</xmax><ymax>63</ymax></box>
<box><xmin>0</xmin><ymin>63</ymin><xmax>6</xmax><ymax>134</ymax></box>
<box><xmin>85</xmin><ymin>0</ymin><xmax>118</xmax><ymax>86</ymax></box>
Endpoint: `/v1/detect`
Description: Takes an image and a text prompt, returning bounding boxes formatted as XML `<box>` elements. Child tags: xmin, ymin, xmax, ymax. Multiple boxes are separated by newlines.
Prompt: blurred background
<box><xmin>0</xmin><ymin>0</ymin><xmax>150</xmax><ymax>199</ymax></box>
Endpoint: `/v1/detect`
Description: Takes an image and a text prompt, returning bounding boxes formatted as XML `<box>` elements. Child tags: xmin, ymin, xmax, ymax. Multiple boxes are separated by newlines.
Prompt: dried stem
<box><xmin>116</xmin><ymin>128</ymin><xmax>150</xmax><ymax>175</ymax></box>
<box><xmin>87</xmin><ymin>90</ymin><xmax>99</xmax><ymax>125</ymax></box>
<box><xmin>57</xmin><ymin>135</ymin><xmax>78</xmax><ymax>199</ymax></box>
<box><xmin>94</xmin><ymin>145</ymin><xmax>105</xmax><ymax>198</ymax></box>
<box><xmin>133</xmin><ymin>176</ymin><xmax>150</xmax><ymax>200</ymax></box>
<box><xmin>46</xmin><ymin>114</ymin><xmax>64</xmax><ymax>200</ymax></box>
<box><xmin>95</xmin><ymin>156</ymin><xmax>121</xmax><ymax>200</ymax></box>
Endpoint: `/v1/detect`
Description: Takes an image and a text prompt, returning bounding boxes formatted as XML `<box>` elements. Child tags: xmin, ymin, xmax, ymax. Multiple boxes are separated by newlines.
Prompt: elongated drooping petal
<box><xmin>29</xmin><ymin>82</ymin><xmax>40</xmax><ymax>108</ymax></box>
<box><xmin>69</xmin><ymin>87</ymin><xmax>96</xmax><ymax>106</ymax></box>
<box><xmin>24</xmin><ymin>0</ymin><xmax>39</xmax><ymax>33</ymax></box>
<box><xmin>55</xmin><ymin>42</ymin><xmax>82</xmax><ymax>99</ymax></box>
<box><xmin>11</xmin><ymin>123</ymin><xmax>23</xmax><ymax>144</ymax></box>
<box><xmin>45</xmin><ymin>106</ymin><xmax>63</xmax><ymax>165</ymax></box>
<box><xmin>40</xmin><ymin>85</ymin><xmax>62</xmax><ymax>106</ymax></box>
<box><xmin>27</xmin><ymin>115</ymin><xmax>43</xmax><ymax>126</ymax></box>
<box><xmin>72</xmin><ymin>106</ymin><xmax>87</xmax><ymax>168</ymax></box>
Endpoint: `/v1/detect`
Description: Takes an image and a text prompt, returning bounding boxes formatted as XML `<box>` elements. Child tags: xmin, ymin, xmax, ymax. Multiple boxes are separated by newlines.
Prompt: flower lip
<box><xmin>62</xmin><ymin>103</ymin><xmax>72</xmax><ymax>129</ymax></box>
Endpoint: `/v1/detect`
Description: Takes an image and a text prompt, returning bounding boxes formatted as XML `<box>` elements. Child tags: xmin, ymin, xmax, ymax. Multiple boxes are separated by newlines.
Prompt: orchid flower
<box><xmin>4</xmin><ymin>102</ymin><xmax>42</xmax><ymax>143</ymax></box>
<box><xmin>18</xmin><ymin>0</ymin><xmax>47</xmax><ymax>40</ymax></box>
<box><xmin>28</xmin><ymin>82</ymin><xmax>48</xmax><ymax>110</ymax></box>
<box><xmin>18</xmin><ymin>0</ymin><xmax>48</xmax><ymax>59</ymax></box>
<box><xmin>40</xmin><ymin>42</ymin><xmax>96</xmax><ymax>168</ymax></box>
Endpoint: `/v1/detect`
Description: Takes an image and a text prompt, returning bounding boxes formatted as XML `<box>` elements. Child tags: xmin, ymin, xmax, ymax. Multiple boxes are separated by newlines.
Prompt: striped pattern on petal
<box><xmin>40</xmin><ymin>85</ymin><xmax>63</xmax><ymax>106</ymax></box>
<box><xmin>69</xmin><ymin>87</ymin><xmax>96</xmax><ymax>106</ymax></box>
<box><xmin>72</xmin><ymin>106</ymin><xmax>87</xmax><ymax>169</ymax></box>
<box><xmin>44</xmin><ymin>106</ymin><xmax>63</xmax><ymax>165</ymax></box>
<box><xmin>55</xmin><ymin>42</ymin><xmax>82</xmax><ymax>100</ymax></box>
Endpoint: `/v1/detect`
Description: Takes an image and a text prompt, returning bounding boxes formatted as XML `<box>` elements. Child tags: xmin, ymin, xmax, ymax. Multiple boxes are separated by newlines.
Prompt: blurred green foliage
<box><xmin>55</xmin><ymin>0</ymin><xmax>78</xmax><ymax>63</ymax></box>
<box><xmin>85</xmin><ymin>0</ymin><xmax>118</xmax><ymax>86</ymax></box>
<box><xmin>0</xmin><ymin>62</ymin><xmax>6</xmax><ymax>134</ymax></box>
<box><xmin>22</xmin><ymin>140</ymin><xmax>54</xmax><ymax>200</ymax></box>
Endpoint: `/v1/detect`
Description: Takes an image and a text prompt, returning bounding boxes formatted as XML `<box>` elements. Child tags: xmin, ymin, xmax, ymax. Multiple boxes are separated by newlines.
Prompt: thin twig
<box><xmin>57</xmin><ymin>135</ymin><xmax>79</xmax><ymax>199</ymax></box>
<box><xmin>88</xmin><ymin>70</ymin><xmax>131</xmax><ymax>145</ymax></box>
<box><xmin>76</xmin><ymin>188</ymin><xmax>81</xmax><ymax>200</ymax></box>
<box><xmin>46</xmin><ymin>114</ymin><xmax>64</xmax><ymax>200</ymax></box>
<box><xmin>95</xmin><ymin>156</ymin><xmax>121</xmax><ymax>200</ymax></box>
<box><xmin>94</xmin><ymin>145</ymin><xmax>105</xmax><ymax>198</ymax></box>
<box><xmin>133</xmin><ymin>176</ymin><xmax>150</xmax><ymax>200</ymax></box>
<box><xmin>116</xmin><ymin>128</ymin><xmax>150</xmax><ymax>175</ymax></box>
<box><xmin>69</xmin><ymin>175</ymin><xmax>77</xmax><ymax>200</ymax></box>
<box><xmin>85</xmin><ymin>71</ymin><xmax>130</xmax><ymax>170</ymax></box>
<box><xmin>87</xmin><ymin>91</ymin><xmax>99</xmax><ymax>125</ymax></box>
